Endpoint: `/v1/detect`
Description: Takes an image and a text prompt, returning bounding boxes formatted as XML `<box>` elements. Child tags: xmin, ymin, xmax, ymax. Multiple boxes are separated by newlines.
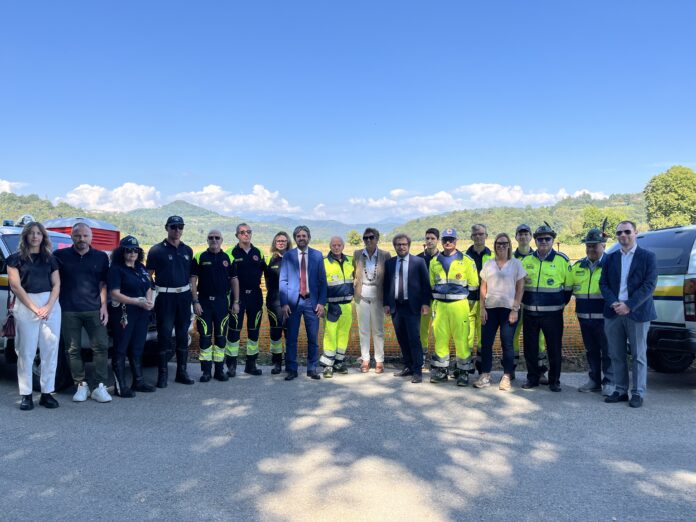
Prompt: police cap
<box><xmin>165</xmin><ymin>215</ymin><xmax>185</xmax><ymax>226</ymax></box>
<box><xmin>120</xmin><ymin>235</ymin><xmax>140</xmax><ymax>249</ymax></box>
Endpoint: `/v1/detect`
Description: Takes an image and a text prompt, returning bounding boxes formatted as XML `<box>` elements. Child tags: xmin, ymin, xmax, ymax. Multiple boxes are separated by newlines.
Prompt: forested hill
<box><xmin>391</xmin><ymin>193</ymin><xmax>646</xmax><ymax>243</ymax></box>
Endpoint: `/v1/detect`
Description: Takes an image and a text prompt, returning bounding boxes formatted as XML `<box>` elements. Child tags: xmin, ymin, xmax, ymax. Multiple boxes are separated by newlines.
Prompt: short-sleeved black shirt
<box><xmin>54</xmin><ymin>246</ymin><xmax>109</xmax><ymax>312</ymax></box>
<box><xmin>191</xmin><ymin>249</ymin><xmax>237</xmax><ymax>298</ymax></box>
<box><xmin>264</xmin><ymin>254</ymin><xmax>283</xmax><ymax>306</ymax></box>
<box><xmin>145</xmin><ymin>239</ymin><xmax>193</xmax><ymax>287</ymax></box>
<box><xmin>7</xmin><ymin>253</ymin><xmax>59</xmax><ymax>294</ymax></box>
<box><xmin>107</xmin><ymin>262</ymin><xmax>153</xmax><ymax>299</ymax></box>
<box><xmin>226</xmin><ymin>244</ymin><xmax>267</xmax><ymax>292</ymax></box>
<box><xmin>417</xmin><ymin>250</ymin><xmax>438</xmax><ymax>269</ymax></box>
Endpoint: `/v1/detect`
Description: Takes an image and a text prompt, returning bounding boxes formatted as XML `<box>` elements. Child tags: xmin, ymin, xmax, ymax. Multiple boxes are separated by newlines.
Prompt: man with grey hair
<box><xmin>54</xmin><ymin>222</ymin><xmax>112</xmax><ymax>402</ymax></box>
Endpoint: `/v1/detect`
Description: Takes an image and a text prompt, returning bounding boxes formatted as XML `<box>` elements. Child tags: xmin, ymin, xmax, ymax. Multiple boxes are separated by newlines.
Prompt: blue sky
<box><xmin>1</xmin><ymin>1</ymin><xmax>694</xmax><ymax>223</ymax></box>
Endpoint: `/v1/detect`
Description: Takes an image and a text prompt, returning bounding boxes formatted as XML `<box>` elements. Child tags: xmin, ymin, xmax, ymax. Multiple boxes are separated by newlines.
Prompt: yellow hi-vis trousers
<box><xmin>320</xmin><ymin>302</ymin><xmax>352</xmax><ymax>367</ymax></box>
<box><xmin>432</xmin><ymin>299</ymin><xmax>471</xmax><ymax>370</ymax></box>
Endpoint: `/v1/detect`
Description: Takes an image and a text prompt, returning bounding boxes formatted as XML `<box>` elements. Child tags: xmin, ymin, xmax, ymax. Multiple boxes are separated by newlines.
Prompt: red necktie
<box><xmin>300</xmin><ymin>251</ymin><xmax>307</xmax><ymax>296</ymax></box>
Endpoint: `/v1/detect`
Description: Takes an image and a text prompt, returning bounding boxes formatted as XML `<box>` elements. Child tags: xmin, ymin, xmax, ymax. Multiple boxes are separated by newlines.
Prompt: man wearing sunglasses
<box><xmin>352</xmin><ymin>227</ymin><xmax>391</xmax><ymax>373</ymax></box>
<box><xmin>224</xmin><ymin>223</ymin><xmax>267</xmax><ymax>377</ymax></box>
<box><xmin>146</xmin><ymin>215</ymin><xmax>195</xmax><ymax>387</ymax></box>
<box><xmin>520</xmin><ymin>223</ymin><xmax>572</xmax><ymax>392</ymax></box>
<box><xmin>190</xmin><ymin>230</ymin><xmax>240</xmax><ymax>382</ymax></box>
<box><xmin>599</xmin><ymin>221</ymin><xmax>657</xmax><ymax>408</ymax></box>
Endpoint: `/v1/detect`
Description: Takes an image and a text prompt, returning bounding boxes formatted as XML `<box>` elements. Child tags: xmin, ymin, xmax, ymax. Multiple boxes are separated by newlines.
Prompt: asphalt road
<box><xmin>1</xmin><ymin>363</ymin><xmax>695</xmax><ymax>521</ymax></box>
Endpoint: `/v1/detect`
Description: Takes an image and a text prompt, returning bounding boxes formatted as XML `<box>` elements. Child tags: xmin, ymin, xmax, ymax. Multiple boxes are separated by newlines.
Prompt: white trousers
<box><xmin>357</xmin><ymin>297</ymin><xmax>385</xmax><ymax>363</ymax></box>
<box><xmin>14</xmin><ymin>292</ymin><xmax>61</xmax><ymax>396</ymax></box>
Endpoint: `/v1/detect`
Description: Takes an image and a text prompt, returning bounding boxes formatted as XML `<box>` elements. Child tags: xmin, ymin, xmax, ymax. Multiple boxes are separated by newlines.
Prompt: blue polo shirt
<box><xmin>146</xmin><ymin>239</ymin><xmax>193</xmax><ymax>288</ymax></box>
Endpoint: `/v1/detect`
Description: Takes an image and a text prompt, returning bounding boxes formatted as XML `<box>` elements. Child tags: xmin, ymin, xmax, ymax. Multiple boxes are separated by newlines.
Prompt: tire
<box><xmin>32</xmin><ymin>339</ymin><xmax>73</xmax><ymax>392</ymax></box>
<box><xmin>646</xmin><ymin>350</ymin><xmax>696</xmax><ymax>374</ymax></box>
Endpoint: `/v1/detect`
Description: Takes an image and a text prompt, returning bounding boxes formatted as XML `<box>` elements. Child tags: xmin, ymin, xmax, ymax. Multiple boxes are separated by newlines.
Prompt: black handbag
<box><xmin>2</xmin><ymin>291</ymin><xmax>16</xmax><ymax>338</ymax></box>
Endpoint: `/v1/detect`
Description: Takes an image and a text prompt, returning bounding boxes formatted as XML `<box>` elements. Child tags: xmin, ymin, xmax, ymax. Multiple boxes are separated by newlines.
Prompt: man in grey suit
<box><xmin>599</xmin><ymin>220</ymin><xmax>657</xmax><ymax>408</ymax></box>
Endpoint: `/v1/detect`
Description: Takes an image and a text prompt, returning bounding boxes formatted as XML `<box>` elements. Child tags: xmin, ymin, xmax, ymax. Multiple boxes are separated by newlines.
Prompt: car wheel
<box><xmin>646</xmin><ymin>350</ymin><xmax>696</xmax><ymax>373</ymax></box>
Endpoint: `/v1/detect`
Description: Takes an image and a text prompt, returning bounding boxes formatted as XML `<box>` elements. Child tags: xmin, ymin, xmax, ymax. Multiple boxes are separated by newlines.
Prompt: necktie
<box><xmin>300</xmin><ymin>251</ymin><xmax>307</xmax><ymax>296</ymax></box>
<box><xmin>398</xmin><ymin>258</ymin><xmax>404</xmax><ymax>301</ymax></box>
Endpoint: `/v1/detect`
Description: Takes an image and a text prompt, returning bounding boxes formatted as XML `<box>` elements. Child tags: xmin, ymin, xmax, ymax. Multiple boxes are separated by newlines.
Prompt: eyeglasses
<box><xmin>208</xmin><ymin>236</ymin><xmax>221</xmax><ymax>241</ymax></box>
<box><xmin>124</xmin><ymin>248</ymin><xmax>139</xmax><ymax>254</ymax></box>
<box><xmin>495</xmin><ymin>242</ymin><xmax>509</xmax><ymax>247</ymax></box>
<box><xmin>616</xmin><ymin>230</ymin><xmax>632</xmax><ymax>236</ymax></box>
<box><xmin>536</xmin><ymin>237</ymin><xmax>553</xmax><ymax>243</ymax></box>
<box><xmin>363</xmin><ymin>235</ymin><xmax>375</xmax><ymax>240</ymax></box>
<box><xmin>238</xmin><ymin>230</ymin><xmax>252</xmax><ymax>235</ymax></box>
<box><xmin>169</xmin><ymin>224</ymin><xmax>184</xmax><ymax>230</ymax></box>
<box><xmin>442</xmin><ymin>238</ymin><xmax>456</xmax><ymax>243</ymax></box>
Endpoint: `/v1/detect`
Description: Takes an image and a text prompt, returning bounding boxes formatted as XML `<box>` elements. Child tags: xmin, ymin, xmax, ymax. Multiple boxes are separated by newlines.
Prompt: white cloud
<box><xmin>311</xmin><ymin>203</ymin><xmax>327</xmax><ymax>219</ymax></box>
<box><xmin>348</xmin><ymin>196</ymin><xmax>398</xmax><ymax>208</ymax></box>
<box><xmin>389</xmin><ymin>188</ymin><xmax>408</xmax><ymax>198</ymax></box>
<box><xmin>571</xmin><ymin>189</ymin><xmax>608</xmax><ymax>199</ymax></box>
<box><xmin>59</xmin><ymin>182</ymin><xmax>161</xmax><ymax>212</ymax></box>
<box><xmin>173</xmin><ymin>184</ymin><xmax>301</xmax><ymax>215</ymax></box>
<box><xmin>0</xmin><ymin>179</ymin><xmax>25</xmax><ymax>193</ymax></box>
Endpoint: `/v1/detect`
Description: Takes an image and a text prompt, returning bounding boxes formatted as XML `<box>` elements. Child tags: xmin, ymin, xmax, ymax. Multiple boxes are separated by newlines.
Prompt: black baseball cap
<box><xmin>516</xmin><ymin>224</ymin><xmax>532</xmax><ymax>234</ymax></box>
<box><xmin>165</xmin><ymin>215</ymin><xmax>185</xmax><ymax>226</ymax></box>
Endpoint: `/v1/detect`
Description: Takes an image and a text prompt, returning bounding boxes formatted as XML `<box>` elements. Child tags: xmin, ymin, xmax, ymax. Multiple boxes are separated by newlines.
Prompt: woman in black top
<box><xmin>107</xmin><ymin>235</ymin><xmax>156</xmax><ymax>397</ymax></box>
<box><xmin>7</xmin><ymin>222</ymin><xmax>61</xmax><ymax>411</ymax></box>
<box><xmin>265</xmin><ymin>231</ymin><xmax>292</xmax><ymax>374</ymax></box>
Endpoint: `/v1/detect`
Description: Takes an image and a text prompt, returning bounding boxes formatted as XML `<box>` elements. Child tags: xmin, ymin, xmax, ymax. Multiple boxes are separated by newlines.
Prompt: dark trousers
<box><xmin>480</xmin><ymin>307</ymin><xmax>518</xmax><ymax>374</ymax></box>
<box><xmin>285</xmin><ymin>297</ymin><xmax>320</xmax><ymax>372</ymax></box>
<box><xmin>196</xmin><ymin>296</ymin><xmax>228</xmax><ymax>362</ymax></box>
<box><xmin>578</xmin><ymin>318</ymin><xmax>612</xmax><ymax>385</ymax></box>
<box><xmin>523</xmin><ymin>311</ymin><xmax>563</xmax><ymax>385</ymax></box>
<box><xmin>61</xmin><ymin>310</ymin><xmax>109</xmax><ymax>386</ymax></box>
<box><xmin>392</xmin><ymin>302</ymin><xmax>423</xmax><ymax>375</ymax></box>
<box><xmin>155</xmin><ymin>291</ymin><xmax>192</xmax><ymax>362</ymax></box>
<box><xmin>227</xmin><ymin>290</ymin><xmax>263</xmax><ymax>343</ymax></box>
<box><xmin>112</xmin><ymin>305</ymin><xmax>149</xmax><ymax>361</ymax></box>
<box><xmin>267</xmin><ymin>302</ymin><xmax>286</xmax><ymax>344</ymax></box>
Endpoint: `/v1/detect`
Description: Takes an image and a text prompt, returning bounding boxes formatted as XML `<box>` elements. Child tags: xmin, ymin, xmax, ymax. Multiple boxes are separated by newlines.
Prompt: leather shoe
<box><xmin>521</xmin><ymin>380</ymin><xmax>539</xmax><ymax>390</ymax></box>
<box><xmin>629</xmin><ymin>395</ymin><xmax>643</xmax><ymax>408</ymax></box>
<box><xmin>549</xmin><ymin>383</ymin><xmax>562</xmax><ymax>392</ymax></box>
<box><xmin>360</xmin><ymin>361</ymin><xmax>370</xmax><ymax>373</ymax></box>
<box><xmin>175</xmin><ymin>372</ymin><xmax>195</xmax><ymax>385</ymax></box>
<box><xmin>20</xmin><ymin>394</ymin><xmax>34</xmax><ymax>411</ymax></box>
<box><xmin>284</xmin><ymin>371</ymin><xmax>298</xmax><ymax>381</ymax></box>
<box><xmin>375</xmin><ymin>362</ymin><xmax>384</xmax><ymax>374</ymax></box>
<box><xmin>307</xmin><ymin>371</ymin><xmax>321</xmax><ymax>380</ymax></box>
<box><xmin>604</xmin><ymin>391</ymin><xmax>629</xmax><ymax>403</ymax></box>
<box><xmin>411</xmin><ymin>374</ymin><xmax>422</xmax><ymax>383</ymax></box>
<box><xmin>39</xmin><ymin>393</ymin><xmax>59</xmax><ymax>409</ymax></box>
<box><xmin>394</xmin><ymin>368</ymin><xmax>413</xmax><ymax>377</ymax></box>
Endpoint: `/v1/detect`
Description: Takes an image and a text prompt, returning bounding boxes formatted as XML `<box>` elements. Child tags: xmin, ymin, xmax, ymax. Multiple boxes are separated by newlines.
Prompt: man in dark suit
<box><xmin>280</xmin><ymin>225</ymin><xmax>328</xmax><ymax>381</ymax></box>
<box><xmin>599</xmin><ymin>220</ymin><xmax>657</xmax><ymax>408</ymax></box>
<box><xmin>383</xmin><ymin>233</ymin><xmax>431</xmax><ymax>383</ymax></box>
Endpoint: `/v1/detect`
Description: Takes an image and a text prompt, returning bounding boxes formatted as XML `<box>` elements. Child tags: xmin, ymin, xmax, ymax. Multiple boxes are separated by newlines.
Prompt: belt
<box><xmin>300</xmin><ymin>294</ymin><xmax>311</xmax><ymax>300</ymax></box>
<box><xmin>156</xmin><ymin>284</ymin><xmax>190</xmax><ymax>294</ymax></box>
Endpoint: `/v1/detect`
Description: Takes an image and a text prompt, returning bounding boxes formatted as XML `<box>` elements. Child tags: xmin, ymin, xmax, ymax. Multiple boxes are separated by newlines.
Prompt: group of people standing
<box><xmin>7</xmin><ymin>214</ymin><xmax>656</xmax><ymax>410</ymax></box>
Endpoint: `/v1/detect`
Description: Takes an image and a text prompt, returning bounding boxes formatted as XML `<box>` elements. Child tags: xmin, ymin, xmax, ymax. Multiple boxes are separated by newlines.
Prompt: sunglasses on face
<box><xmin>124</xmin><ymin>248</ymin><xmax>139</xmax><ymax>254</ymax></box>
<box><xmin>363</xmin><ymin>235</ymin><xmax>375</xmax><ymax>240</ymax></box>
<box><xmin>536</xmin><ymin>237</ymin><xmax>553</xmax><ymax>243</ymax></box>
<box><xmin>442</xmin><ymin>238</ymin><xmax>456</xmax><ymax>244</ymax></box>
<box><xmin>616</xmin><ymin>230</ymin><xmax>632</xmax><ymax>236</ymax></box>
<box><xmin>208</xmin><ymin>236</ymin><xmax>221</xmax><ymax>241</ymax></box>
<box><xmin>169</xmin><ymin>224</ymin><xmax>184</xmax><ymax>230</ymax></box>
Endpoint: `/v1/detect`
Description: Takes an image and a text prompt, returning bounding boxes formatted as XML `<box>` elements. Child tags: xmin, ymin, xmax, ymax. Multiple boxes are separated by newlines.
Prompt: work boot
<box><xmin>334</xmin><ymin>362</ymin><xmax>348</xmax><ymax>374</ymax></box>
<box><xmin>175</xmin><ymin>350</ymin><xmax>195</xmax><ymax>385</ymax></box>
<box><xmin>156</xmin><ymin>352</ymin><xmax>169</xmax><ymax>388</ymax></box>
<box><xmin>244</xmin><ymin>354</ymin><xmax>262</xmax><ymax>376</ymax></box>
<box><xmin>323</xmin><ymin>366</ymin><xmax>334</xmax><ymax>378</ymax></box>
<box><xmin>457</xmin><ymin>371</ymin><xmax>470</xmax><ymax>387</ymax></box>
<box><xmin>213</xmin><ymin>362</ymin><xmax>229</xmax><ymax>381</ymax></box>
<box><xmin>271</xmin><ymin>353</ymin><xmax>283</xmax><ymax>375</ymax></box>
<box><xmin>225</xmin><ymin>355</ymin><xmax>238</xmax><ymax>378</ymax></box>
<box><xmin>199</xmin><ymin>361</ymin><xmax>212</xmax><ymax>382</ymax></box>
<box><xmin>430</xmin><ymin>368</ymin><xmax>448</xmax><ymax>383</ymax></box>
<box><xmin>113</xmin><ymin>357</ymin><xmax>135</xmax><ymax>398</ymax></box>
<box><xmin>129</xmin><ymin>356</ymin><xmax>155</xmax><ymax>392</ymax></box>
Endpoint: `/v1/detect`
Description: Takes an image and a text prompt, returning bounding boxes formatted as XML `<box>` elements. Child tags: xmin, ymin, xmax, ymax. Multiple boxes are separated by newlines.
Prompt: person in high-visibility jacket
<box><xmin>417</xmin><ymin>227</ymin><xmax>440</xmax><ymax>355</ymax></box>
<box><xmin>429</xmin><ymin>228</ymin><xmax>479</xmax><ymax>386</ymax></box>
<box><xmin>569</xmin><ymin>227</ymin><xmax>613</xmax><ymax>395</ymax></box>
<box><xmin>520</xmin><ymin>223</ymin><xmax>572</xmax><ymax>392</ymax></box>
<box><xmin>513</xmin><ymin>223</ymin><xmax>548</xmax><ymax>382</ymax></box>
<box><xmin>465</xmin><ymin>224</ymin><xmax>493</xmax><ymax>375</ymax></box>
<box><xmin>320</xmin><ymin>237</ymin><xmax>354</xmax><ymax>378</ymax></box>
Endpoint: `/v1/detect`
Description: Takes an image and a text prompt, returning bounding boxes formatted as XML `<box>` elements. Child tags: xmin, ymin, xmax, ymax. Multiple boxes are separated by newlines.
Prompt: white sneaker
<box><xmin>91</xmin><ymin>383</ymin><xmax>112</xmax><ymax>403</ymax></box>
<box><xmin>72</xmin><ymin>382</ymin><xmax>90</xmax><ymax>402</ymax></box>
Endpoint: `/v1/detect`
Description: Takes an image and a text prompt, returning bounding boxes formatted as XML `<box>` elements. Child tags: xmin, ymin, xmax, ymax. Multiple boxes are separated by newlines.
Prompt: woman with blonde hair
<box><xmin>475</xmin><ymin>232</ymin><xmax>526</xmax><ymax>391</ymax></box>
<box><xmin>265</xmin><ymin>232</ymin><xmax>292</xmax><ymax>374</ymax></box>
<box><xmin>7</xmin><ymin>222</ymin><xmax>61</xmax><ymax>410</ymax></box>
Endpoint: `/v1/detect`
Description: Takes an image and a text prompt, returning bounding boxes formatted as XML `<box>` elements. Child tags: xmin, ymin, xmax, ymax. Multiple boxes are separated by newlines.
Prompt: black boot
<box><xmin>271</xmin><ymin>353</ymin><xmax>283</xmax><ymax>375</ymax></box>
<box><xmin>200</xmin><ymin>361</ymin><xmax>212</xmax><ymax>382</ymax></box>
<box><xmin>225</xmin><ymin>355</ymin><xmax>237</xmax><ymax>378</ymax></box>
<box><xmin>156</xmin><ymin>352</ymin><xmax>169</xmax><ymax>388</ymax></box>
<box><xmin>130</xmin><ymin>355</ymin><xmax>156</xmax><ymax>392</ymax></box>
<box><xmin>113</xmin><ymin>357</ymin><xmax>135</xmax><ymax>398</ymax></box>
<box><xmin>244</xmin><ymin>353</ymin><xmax>262</xmax><ymax>376</ymax></box>
<box><xmin>213</xmin><ymin>361</ymin><xmax>229</xmax><ymax>381</ymax></box>
<box><xmin>175</xmin><ymin>349</ymin><xmax>195</xmax><ymax>385</ymax></box>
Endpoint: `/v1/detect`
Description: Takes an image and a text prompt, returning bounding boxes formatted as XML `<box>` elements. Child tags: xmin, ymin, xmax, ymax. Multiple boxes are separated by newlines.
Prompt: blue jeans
<box><xmin>481</xmin><ymin>307</ymin><xmax>518</xmax><ymax>374</ymax></box>
<box><xmin>604</xmin><ymin>316</ymin><xmax>649</xmax><ymax>397</ymax></box>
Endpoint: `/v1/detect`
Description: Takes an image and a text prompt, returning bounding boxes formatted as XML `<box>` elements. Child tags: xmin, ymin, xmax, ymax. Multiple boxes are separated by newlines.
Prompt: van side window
<box><xmin>0</xmin><ymin>251</ymin><xmax>6</xmax><ymax>275</ymax></box>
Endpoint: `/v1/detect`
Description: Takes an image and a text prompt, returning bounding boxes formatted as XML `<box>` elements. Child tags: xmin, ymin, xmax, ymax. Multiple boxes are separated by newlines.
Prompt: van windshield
<box><xmin>637</xmin><ymin>230</ymin><xmax>696</xmax><ymax>275</ymax></box>
<box><xmin>1</xmin><ymin>233</ymin><xmax>73</xmax><ymax>254</ymax></box>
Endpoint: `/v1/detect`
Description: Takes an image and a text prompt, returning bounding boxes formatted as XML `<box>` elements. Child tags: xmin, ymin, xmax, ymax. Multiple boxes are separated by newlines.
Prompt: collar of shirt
<box><xmin>362</xmin><ymin>249</ymin><xmax>378</xmax><ymax>261</ymax></box>
<box><xmin>621</xmin><ymin>243</ymin><xmax>637</xmax><ymax>256</ymax></box>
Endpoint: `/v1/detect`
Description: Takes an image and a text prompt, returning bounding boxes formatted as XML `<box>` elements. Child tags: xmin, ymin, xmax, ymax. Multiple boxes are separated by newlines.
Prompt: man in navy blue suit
<box><xmin>280</xmin><ymin>225</ymin><xmax>328</xmax><ymax>381</ymax></box>
<box><xmin>383</xmin><ymin>233</ymin><xmax>432</xmax><ymax>383</ymax></box>
<box><xmin>599</xmin><ymin>220</ymin><xmax>657</xmax><ymax>408</ymax></box>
